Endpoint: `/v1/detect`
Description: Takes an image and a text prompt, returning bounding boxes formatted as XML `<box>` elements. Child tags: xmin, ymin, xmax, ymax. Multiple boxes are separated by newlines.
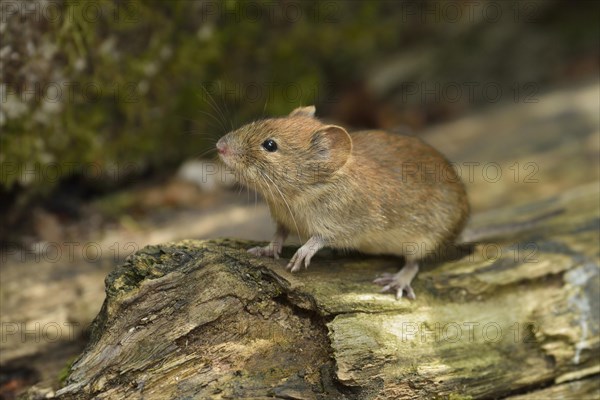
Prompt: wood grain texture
<box><xmin>57</xmin><ymin>184</ymin><xmax>599</xmax><ymax>399</ymax></box>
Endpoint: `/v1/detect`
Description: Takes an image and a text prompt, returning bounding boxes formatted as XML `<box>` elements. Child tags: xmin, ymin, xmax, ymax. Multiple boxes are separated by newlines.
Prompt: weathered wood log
<box><xmin>56</xmin><ymin>183</ymin><xmax>599</xmax><ymax>399</ymax></box>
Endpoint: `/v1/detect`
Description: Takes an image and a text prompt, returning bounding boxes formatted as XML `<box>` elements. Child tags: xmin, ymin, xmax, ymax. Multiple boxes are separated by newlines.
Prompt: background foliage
<box><xmin>1</xmin><ymin>0</ymin><xmax>598</xmax><ymax>198</ymax></box>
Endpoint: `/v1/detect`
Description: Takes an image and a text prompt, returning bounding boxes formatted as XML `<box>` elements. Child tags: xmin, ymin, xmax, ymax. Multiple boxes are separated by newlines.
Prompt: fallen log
<box><xmin>56</xmin><ymin>183</ymin><xmax>599</xmax><ymax>399</ymax></box>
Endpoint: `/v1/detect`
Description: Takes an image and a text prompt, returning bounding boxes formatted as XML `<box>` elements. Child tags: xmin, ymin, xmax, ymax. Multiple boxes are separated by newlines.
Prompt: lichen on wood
<box><xmin>57</xmin><ymin>184</ymin><xmax>599</xmax><ymax>399</ymax></box>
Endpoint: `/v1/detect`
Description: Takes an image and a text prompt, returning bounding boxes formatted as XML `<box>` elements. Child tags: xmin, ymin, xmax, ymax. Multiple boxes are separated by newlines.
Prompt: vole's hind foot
<box><xmin>373</xmin><ymin>262</ymin><xmax>419</xmax><ymax>300</ymax></box>
<box><xmin>375</xmin><ymin>278</ymin><xmax>416</xmax><ymax>300</ymax></box>
<box><xmin>248</xmin><ymin>226</ymin><xmax>289</xmax><ymax>260</ymax></box>
<box><xmin>248</xmin><ymin>243</ymin><xmax>282</xmax><ymax>259</ymax></box>
<box><xmin>285</xmin><ymin>236</ymin><xmax>326</xmax><ymax>273</ymax></box>
<box><xmin>372</xmin><ymin>273</ymin><xmax>395</xmax><ymax>286</ymax></box>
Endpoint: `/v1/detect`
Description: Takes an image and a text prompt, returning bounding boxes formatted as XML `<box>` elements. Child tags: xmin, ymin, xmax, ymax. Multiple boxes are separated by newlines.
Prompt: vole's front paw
<box><xmin>373</xmin><ymin>272</ymin><xmax>416</xmax><ymax>300</ymax></box>
<box><xmin>285</xmin><ymin>236</ymin><xmax>326</xmax><ymax>273</ymax></box>
<box><xmin>286</xmin><ymin>248</ymin><xmax>310</xmax><ymax>272</ymax></box>
<box><xmin>247</xmin><ymin>243</ymin><xmax>282</xmax><ymax>259</ymax></box>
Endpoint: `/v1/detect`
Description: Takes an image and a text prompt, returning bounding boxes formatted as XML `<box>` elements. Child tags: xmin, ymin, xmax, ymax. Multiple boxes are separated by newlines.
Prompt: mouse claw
<box><xmin>373</xmin><ymin>273</ymin><xmax>395</xmax><ymax>286</ymax></box>
<box><xmin>286</xmin><ymin>259</ymin><xmax>302</xmax><ymax>273</ymax></box>
<box><xmin>285</xmin><ymin>252</ymin><xmax>300</xmax><ymax>272</ymax></box>
<box><xmin>247</xmin><ymin>247</ymin><xmax>263</xmax><ymax>256</ymax></box>
<box><xmin>286</xmin><ymin>236</ymin><xmax>325</xmax><ymax>273</ymax></box>
<box><xmin>396</xmin><ymin>285</ymin><xmax>416</xmax><ymax>300</ymax></box>
<box><xmin>378</xmin><ymin>282</ymin><xmax>416</xmax><ymax>300</ymax></box>
<box><xmin>304</xmin><ymin>254</ymin><xmax>314</xmax><ymax>269</ymax></box>
<box><xmin>374</xmin><ymin>266</ymin><xmax>418</xmax><ymax>300</ymax></box>
<box><xmin>247</xmin><ymin>243</ymin><xmax>282</xmax><ymax>259</ymax></box>
<box><xmin>286</xmin><ymin>252</ymin><xmax>305</xmax><ymax>272</ymax></box>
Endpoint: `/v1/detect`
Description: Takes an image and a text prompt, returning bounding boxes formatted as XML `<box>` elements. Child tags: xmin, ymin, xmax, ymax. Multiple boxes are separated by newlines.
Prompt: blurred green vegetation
<box><xmin>1</xmin><ymin>1</ymin><xmax>402</xmax><ymax>192</ymax></box>
<box><xmin>1</xmin><ymin>0</ymin><xmax>598</xmax><ymax>198</ymax></box>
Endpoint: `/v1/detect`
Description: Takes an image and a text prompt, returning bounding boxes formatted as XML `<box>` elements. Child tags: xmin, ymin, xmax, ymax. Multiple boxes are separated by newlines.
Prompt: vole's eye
<box><xmin>262</xmin><ymin>139</ymin><xmax>278</xmax><ymax>152</ymax></box>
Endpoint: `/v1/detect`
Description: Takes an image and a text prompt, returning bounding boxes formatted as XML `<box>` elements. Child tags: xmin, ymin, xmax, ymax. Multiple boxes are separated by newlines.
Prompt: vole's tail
<box><xmin>457</xmin><ymin>208</ymin><xmax>565</xmax><ymax>244</ymax></box>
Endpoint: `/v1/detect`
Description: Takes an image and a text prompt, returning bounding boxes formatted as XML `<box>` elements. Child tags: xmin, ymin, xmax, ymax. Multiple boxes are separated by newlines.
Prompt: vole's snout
<box><xmin>216</xmin><ymin>138</ymin><xmax>229</xmax><ymax>156</ymax></box>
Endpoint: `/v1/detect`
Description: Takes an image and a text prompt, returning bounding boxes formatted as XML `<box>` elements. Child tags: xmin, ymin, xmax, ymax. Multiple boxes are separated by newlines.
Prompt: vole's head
<box><xmin>216</xmin><ymin>106</ymin><xmax>352</xmax><ymax>192</ymax></box>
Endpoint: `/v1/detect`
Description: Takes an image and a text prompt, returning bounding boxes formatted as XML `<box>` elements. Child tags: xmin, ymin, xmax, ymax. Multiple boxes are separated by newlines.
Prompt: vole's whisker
<box><xmin>200</xmin><ymin>84</ymin><xmax>229</xmax><ymax>132</ymax></box>
<box><xmin>195</xmin><ymin>148</ymin><xmax>217</xmax><ymax>159</ymax></box>
<box><xmin>262</xmin><ymin>96</ymin><xmax>268</xmax><ymax>117</ymax></box>
<box><xmin>218</xmin><ymin>81</ymin><xmax>235</xmax><ymax>131</ymax></box>
<box><xmin>261</xmin><ymin>171</ymin><xmax>302</xmax><ymax>242</ymax></box>
<box><xmin>214</xmin><ymin>79</ymin><xmax>237</xmax><ymax>131</ymax></box>
<box><xmin>258</xmin><ymin>173</ymin><xmax>275</xmax><ymax>205</ymax></box>
<box><xmin>212</xmin><ymin>90</ymin><xmax>233</xmax><ymax>130</ymax></box>
<box><xmin>254</xmin><ymin>181</ymin><xmax>258</xmax><ymax>210</ymax></box>
<box><xmin>197</xmin><ymin>109</ymin><xmax>227</xmax><ymax>134</ymax></box>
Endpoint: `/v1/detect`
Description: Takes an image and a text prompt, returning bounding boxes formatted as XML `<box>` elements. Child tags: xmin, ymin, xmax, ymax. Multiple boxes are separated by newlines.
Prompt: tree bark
<box><xmin>56</xmin><ymin>183</ymin><xmax>599</xmax><ymax>399</ymax></box>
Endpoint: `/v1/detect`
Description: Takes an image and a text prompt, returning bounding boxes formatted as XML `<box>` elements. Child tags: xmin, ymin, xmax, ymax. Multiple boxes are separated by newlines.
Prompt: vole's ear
<box><xmin>289</xmin><ymin>106</ymin><xmax>316</xmax><ymax>118</ymax></box>
<box><xmin>312</xmin><ymin>125</ymin><xmax>352</xmax><ymax>171</ymax></box>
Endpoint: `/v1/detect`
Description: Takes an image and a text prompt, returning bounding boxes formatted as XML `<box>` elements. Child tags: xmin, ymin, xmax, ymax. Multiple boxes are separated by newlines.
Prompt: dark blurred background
<box><xmin>1</xmin><ymin>0</ymin><xmax>598</xmax><ymax>242</ymax></box>
<box><xmin>0</xmin><ymin>0</ymin><xmax>599</xmax><ymax>396</ymax></box>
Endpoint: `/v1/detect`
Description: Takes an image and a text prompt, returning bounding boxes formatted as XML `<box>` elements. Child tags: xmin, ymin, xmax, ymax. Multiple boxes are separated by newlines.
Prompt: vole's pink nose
<box><xmin>216</xmin><ymin>139</ymin><xmax>229</xmax><ymax>156</ymax></box>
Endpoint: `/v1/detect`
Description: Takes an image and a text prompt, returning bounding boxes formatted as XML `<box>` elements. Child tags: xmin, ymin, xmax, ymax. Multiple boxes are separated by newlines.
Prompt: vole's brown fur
<box><xmin>217</xmin><ymin>106</ymin><xmax>469</xmax><ymax>299</ymax></box>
